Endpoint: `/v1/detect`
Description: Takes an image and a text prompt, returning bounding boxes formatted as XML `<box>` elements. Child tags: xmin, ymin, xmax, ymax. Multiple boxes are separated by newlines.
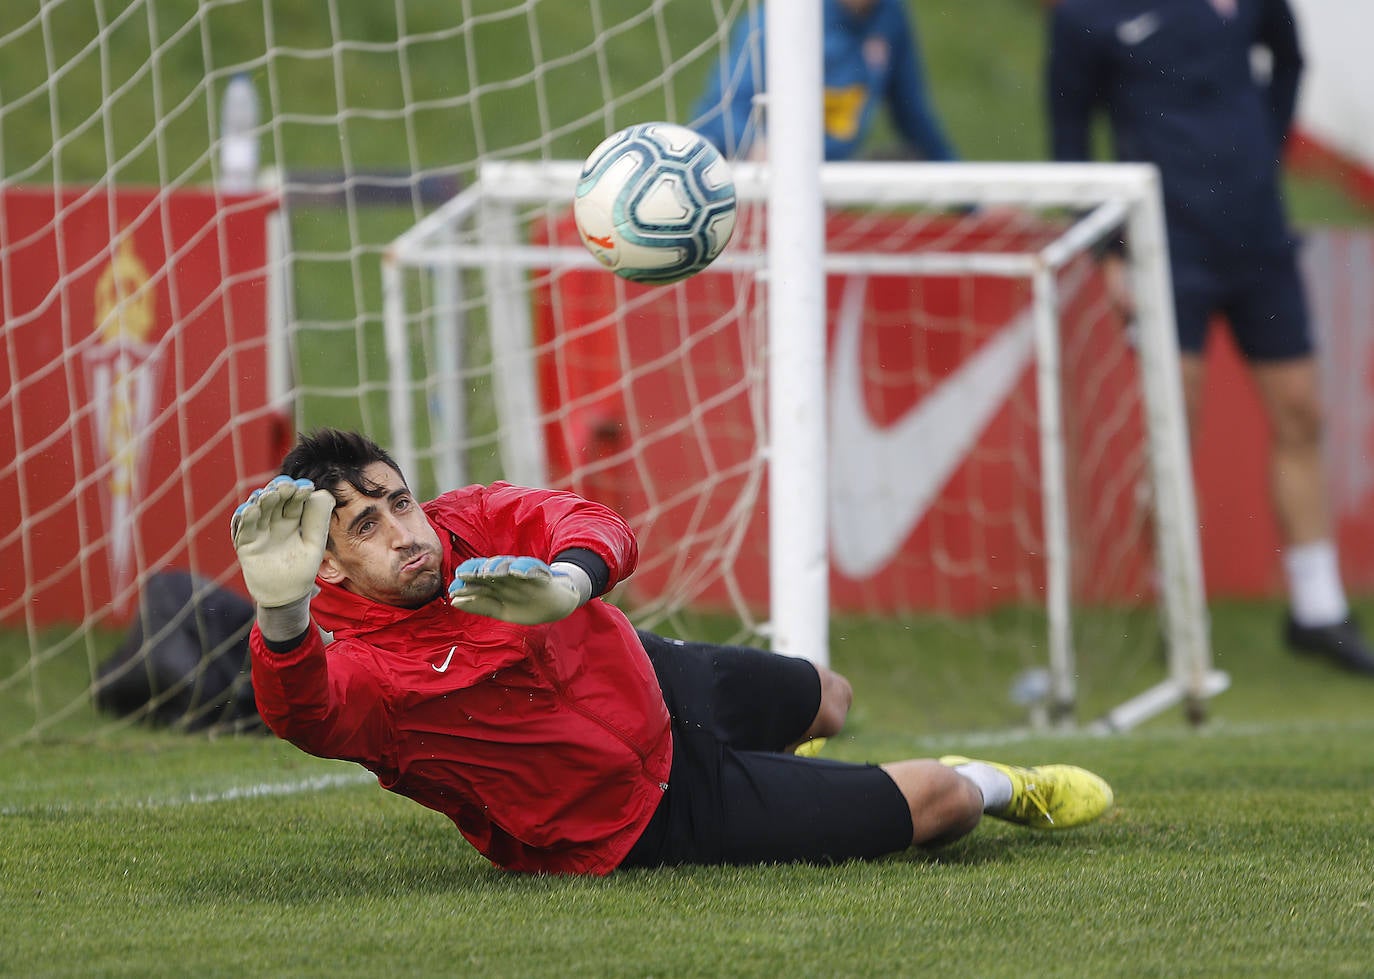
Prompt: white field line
<box><xmin>2</xmin><ymin>769</ymin><xmax>377</xmax><ymax>817</ymax></box>
<box><xmin>7</xmin><ymin>716</ymin><xmax>1374</xmax><ymax>817</ymax></box>
<box><xmin>856</xmin><ymin>715</ymin><xmax>1374</xmax><ymax>754</ymax></box>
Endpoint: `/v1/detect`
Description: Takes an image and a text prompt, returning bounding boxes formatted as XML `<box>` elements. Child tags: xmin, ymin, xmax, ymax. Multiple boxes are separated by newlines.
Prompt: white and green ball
<box><xmin>574</xmin><ymin>122</ymin><xmax>737</xmax><ymax>285</ymax></box>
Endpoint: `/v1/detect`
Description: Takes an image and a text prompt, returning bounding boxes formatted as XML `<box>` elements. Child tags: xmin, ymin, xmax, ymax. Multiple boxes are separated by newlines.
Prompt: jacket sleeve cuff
<box><xmin>552</xmin><ymin>547</ymin><xmax>611</xmax><ymax>597</ymax></box>
<box><xmin>256</xmin><ymin>596</ymin><xmax>312</xmax><ymax>646</ymax></box>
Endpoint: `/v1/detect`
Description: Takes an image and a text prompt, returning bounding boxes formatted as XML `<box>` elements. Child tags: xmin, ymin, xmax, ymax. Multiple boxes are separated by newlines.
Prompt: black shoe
<box><xmin>1285</xmin><ymin>613</ymin><xmax>1374</xmax><ymax>676</ymax></box>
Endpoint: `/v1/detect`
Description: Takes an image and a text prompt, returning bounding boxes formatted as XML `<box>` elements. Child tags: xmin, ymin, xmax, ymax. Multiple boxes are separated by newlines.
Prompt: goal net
<box><xmin>385</xmin><ymin>158</ymin><xmax>1225</xmax><ymax>734</ymax></box>
<box><xmin>0</xmin><ymin>0</ymin><xmax>1221</xmax><ymax>745</ymax></box>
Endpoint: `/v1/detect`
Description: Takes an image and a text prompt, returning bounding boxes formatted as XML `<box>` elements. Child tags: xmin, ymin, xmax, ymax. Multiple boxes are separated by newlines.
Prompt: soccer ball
<box><xmin>573</xmin><ymin>122</ymin><xmax>737</xmax><ymax>285</ymax></box>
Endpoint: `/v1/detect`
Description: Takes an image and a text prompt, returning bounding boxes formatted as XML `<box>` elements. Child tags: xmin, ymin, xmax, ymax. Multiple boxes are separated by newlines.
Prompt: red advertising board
<box><xmin>532</xmin><ymin>210</ymin><xmax>1374</xmax><ymax>614</ymax></box>
<box><xmin>532</xmin><ymin>210</ymin><xmax>1148</xmax><ymax>614</ymax></box>
<box><xmin>0</xmin><ymin>186</ymin><xmax>289</xmax><ymax>626</ymax></box>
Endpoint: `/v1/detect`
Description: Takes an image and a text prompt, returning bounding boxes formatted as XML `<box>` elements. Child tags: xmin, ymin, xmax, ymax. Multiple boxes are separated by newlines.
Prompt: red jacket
<box><xmin>248</xmin><ymin>482</ymin><xmax>673</xmax><ymax>875</ymax></box>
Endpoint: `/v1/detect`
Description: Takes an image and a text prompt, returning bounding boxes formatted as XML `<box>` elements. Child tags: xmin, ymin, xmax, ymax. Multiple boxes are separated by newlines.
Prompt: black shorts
<box><xmin>1171</xmin><ymin>244</ymin><xmax>1313</xmax><ymax>361</ymax></box>
<box><xmin>619</xmin><ymin>632</ymin><xmax>913</xmax><ymax>869</ymax></box>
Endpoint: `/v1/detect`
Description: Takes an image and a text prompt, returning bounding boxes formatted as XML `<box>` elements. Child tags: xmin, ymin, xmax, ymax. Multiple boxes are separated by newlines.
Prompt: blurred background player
<box><xmin>692</xmin><ymin>0</ymin><xmax>958</xmax><ymax>162</ymax></box>
<box><xmin>1046</xmin><ymin>0</ymin><xmax>1374</xmax><ymax>675</ymax></box>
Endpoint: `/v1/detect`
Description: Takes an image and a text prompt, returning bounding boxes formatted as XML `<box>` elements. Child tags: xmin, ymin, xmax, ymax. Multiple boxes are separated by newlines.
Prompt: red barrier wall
<box><xmin>533</xmin><ymin>211</ymin><xmax>1374</xmax><ymax>613</ymax></box>
<box><xmin>533</xmin><ymin>211</ymin><xmax>1152</xmax><ymax>613</ymax></box>
<box><xmin>0</xmin><ymin>186</ymin><xmax>289</xmax><ymax>626</ymax></box>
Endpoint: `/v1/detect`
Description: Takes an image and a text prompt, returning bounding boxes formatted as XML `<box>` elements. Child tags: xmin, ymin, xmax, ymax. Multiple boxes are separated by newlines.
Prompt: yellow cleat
<box><xmin>940</xmin><ymin>755</ymin><xmax>1113</xmax><ymax>830</ymax></box>
<box><xmin>793</xmin><ymin>737</ymin><xmax>827</xmax><ymax>757</ymax></box>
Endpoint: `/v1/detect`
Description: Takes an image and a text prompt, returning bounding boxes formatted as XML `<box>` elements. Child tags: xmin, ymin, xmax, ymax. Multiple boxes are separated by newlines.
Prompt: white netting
<box><xmin>0</xmin><ymin>0</ymin><xmax>759</xmax><ymax>743</ymax></box>
<box><xmin>0</xmin><ymin>0</ymin><xmax>1214</xmax><ymax>744</ymax></box>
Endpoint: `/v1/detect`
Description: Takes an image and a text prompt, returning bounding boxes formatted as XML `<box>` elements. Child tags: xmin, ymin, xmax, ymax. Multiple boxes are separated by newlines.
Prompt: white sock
<box><xmin>954</xmin><ymin>762</ymin><xmax>1014</xmax><ymax>813</ymax></box>
<box><xmin>1283</xmin><ymin>540</ymin><xmax>1349</xmax><ymax>628</ymax></box>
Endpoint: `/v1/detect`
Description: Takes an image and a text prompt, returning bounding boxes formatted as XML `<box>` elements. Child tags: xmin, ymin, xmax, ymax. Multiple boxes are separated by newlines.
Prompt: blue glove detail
<box><xmin>448</xmin><ymin>555</ymin><xmax>589</xmax><ymax>624</ymax></box>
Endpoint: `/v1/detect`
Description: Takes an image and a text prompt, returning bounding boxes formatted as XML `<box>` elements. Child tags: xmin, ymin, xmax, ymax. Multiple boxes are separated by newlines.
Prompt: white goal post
<box><xmin>382</xmin><ymin>159</ymin><xmax>1228</xmax><ymax>731</ymax></box>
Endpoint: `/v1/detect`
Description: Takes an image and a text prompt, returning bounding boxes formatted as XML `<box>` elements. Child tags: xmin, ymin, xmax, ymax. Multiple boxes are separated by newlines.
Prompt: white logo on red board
<box><xmin>83</xmin><ymin>235</ymin><xmax>163</xmax><ymax>605</ymax></box>
<box><xmin>827</xmin><ymin>275</ymin><xmax>1034</xmax><ymax>577</ymax></box>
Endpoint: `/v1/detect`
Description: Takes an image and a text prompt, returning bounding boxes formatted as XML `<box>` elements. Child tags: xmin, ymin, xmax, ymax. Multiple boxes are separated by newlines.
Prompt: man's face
<box><xmin>317</xmin><ymin>461</ymin><xmax>444</xmax><ymax>608</ymax></box>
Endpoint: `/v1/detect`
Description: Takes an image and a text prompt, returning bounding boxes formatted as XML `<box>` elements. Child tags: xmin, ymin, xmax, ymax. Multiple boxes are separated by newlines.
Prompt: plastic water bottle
<box><xmin>219</xmin><ymin>73</ymin><xmax>260</xmax><ymax>192</ymax></box>
<box><xmin>1009</xmin><ymin>667</ymin><xmax>1053</xmax><ymax>729</ymax></box>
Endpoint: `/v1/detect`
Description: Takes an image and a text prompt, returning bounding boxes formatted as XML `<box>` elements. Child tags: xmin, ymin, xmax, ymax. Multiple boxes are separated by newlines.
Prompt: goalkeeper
<box><xmin>231</xmin><ymin>428</ymin><xmax>1112</xmax><ymax>876</ymax></box>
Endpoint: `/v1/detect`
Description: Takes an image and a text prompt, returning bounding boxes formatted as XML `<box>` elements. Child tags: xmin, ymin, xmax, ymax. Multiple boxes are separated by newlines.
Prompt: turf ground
<box><xmin>4</xmin><ymin>2</ymin><xmax>1373</xmax><ymax>975</ymax></box>
<box><xmin>6</xmin><ymin>599</ymin><xmax>1374</xmax><ymax>978</ymax></box>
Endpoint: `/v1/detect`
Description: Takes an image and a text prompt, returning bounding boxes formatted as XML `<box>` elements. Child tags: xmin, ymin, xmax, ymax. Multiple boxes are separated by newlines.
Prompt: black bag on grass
<box><xmin>94</xmin><ymin>570</ymin><xmax>261</xmax><ymax>732</ymax></box>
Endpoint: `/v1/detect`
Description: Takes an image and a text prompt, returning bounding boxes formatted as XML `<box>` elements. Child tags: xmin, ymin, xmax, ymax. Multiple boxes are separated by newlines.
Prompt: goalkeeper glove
<box><xmin>230</xmin><ymin>476</ymin><xmax>334</xmax><ymax>640</ymax></box>
<box><xmin>448</xmin><ymin>556</ymin><xmax>592</xmax><ymax>625</ymax></box>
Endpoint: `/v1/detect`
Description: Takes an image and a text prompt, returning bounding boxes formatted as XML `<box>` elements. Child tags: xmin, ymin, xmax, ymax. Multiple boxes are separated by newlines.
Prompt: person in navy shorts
<box><xmin>1047</xmin><ymin>0</ymin><xmax>1374</xmax><ymax>675</ymax></box>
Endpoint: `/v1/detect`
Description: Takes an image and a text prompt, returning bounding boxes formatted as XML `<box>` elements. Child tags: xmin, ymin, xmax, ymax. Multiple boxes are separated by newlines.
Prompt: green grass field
<box><xmin>7</xmin><ymin>599</ymin><xmax>1374</xmax><ymax>978</ymax></box>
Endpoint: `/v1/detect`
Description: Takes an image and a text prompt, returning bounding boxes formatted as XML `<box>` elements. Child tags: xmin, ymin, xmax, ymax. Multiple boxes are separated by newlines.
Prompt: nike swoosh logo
<box><xmin>432</xmin><ymin>645</ymin><xmax>456</xmax><ymax>673</ymax></box>
<box><xmin>1116</xmin><ymin>11</ymin><xmax>1160</xmax><ymax>46</ymax></box>
<box><xmin>828</xmin><ymin>275</ymin><xmax>1033</xmax><ymax>578</ymax></box>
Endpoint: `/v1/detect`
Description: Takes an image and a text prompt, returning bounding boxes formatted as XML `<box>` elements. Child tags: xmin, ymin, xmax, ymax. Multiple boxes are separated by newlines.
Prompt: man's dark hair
<box><xmin>280</xmin><ymin>428</ymin><xmax>406</xmax><ymax>505</ymax></box>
